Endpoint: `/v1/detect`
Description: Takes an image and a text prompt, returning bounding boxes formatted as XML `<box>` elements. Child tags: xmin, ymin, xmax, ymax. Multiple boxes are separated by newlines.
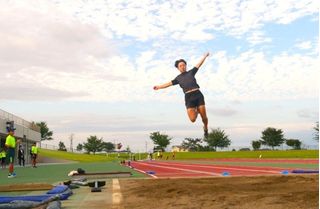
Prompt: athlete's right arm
<box><xmin>153</xmin><ymin>81</ymin><xmax>173</xmax><ymax>90</ymax></box>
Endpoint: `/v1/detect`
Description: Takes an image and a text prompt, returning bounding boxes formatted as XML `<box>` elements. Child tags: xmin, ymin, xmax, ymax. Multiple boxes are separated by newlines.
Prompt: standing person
<box><xmin>18</xmin><ymin>145</ymin><xmax>25</xmax><ymax>167</ymax></box>
<box><xmin>172</xmin><ymin>151</ymin><xmax>176</xmax><ymax>160</ymax></box>
<box><xmin>31</xmin><ymin>142</ymin><xmax>38</xmax><ymax>168</ymax></box>
<box><xmin>5</xmin><ymin>129</ymin><xmax>19</xmax><ymax>178</ymax></box>
<box><xmin>154</xmin><ymin>52</ymin><xmax>210</xmax><ymax>138</ymax></box>
<box><xmin>0</xmin><ymin>149</ymin><xmax>6</xmax><ymax>169</ymax></box>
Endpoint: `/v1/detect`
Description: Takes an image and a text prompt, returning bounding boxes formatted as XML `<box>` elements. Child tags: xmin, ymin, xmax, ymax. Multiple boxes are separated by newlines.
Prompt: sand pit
<box><xmin>119</xmin><ymin>175</ymin><xmax>318</xmax><ymax>209</ymax></box>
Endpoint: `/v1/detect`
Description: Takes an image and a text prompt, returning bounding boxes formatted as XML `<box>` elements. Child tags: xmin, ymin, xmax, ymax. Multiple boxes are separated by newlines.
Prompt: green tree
<box><xmin>36</xmin><ymin>121</ymin><xmax>53</xmax><ymax>140</ymax></box>
<box><xmin>203</xmin><ymin>128</ymin><xmax>231</xmax><ymax>151</ymax></box>
<box><xmin>181</xmin><ymin>138</ymin><xmax>202</xmax><ymax>151</ymax></box>
<box><xmin>251</xmin><ymin>140</ymin><xmax>261</xmax><ymax>150</ymax></box>
<box><xmin>314</xmin><ymin>122</ymin><xmax>319</xmax><ymax>141</ymax></box>
<box><xmin>58</xmin><ymin>141</ymin><xmax>67</xmax><ymax>151</ymax></box>
<box><xmin>260</xmin><ymin>127</ymin><xmax>285</xmax><ymax>150</ymax></box>
<box><xmin>102</xmin><ymin>142</ymin><xmax>115</xmax><ymax>152</ymax></box>
<box><xmin>286</xmin><ymin>139</ymin><xmax>302</xmax><ymax>150</ymax></box>
<box><xmin>83</xmin><ymin>135</ymin><xmax>104</xmax><ymax>154</ymax></box>
<box><xmin>76</xmin><ymin>143</ymin><xmax>83</xmax><ymax>151</ymax></box>
<box><xmin>149</xmin><ymin>132</ymin><xmax>172</xmax><ymax>151</ymax></box>
<box><xmin>126</xmin><ymin>145</ymin><xmax>131</xmax><ymax>153</ymax></box>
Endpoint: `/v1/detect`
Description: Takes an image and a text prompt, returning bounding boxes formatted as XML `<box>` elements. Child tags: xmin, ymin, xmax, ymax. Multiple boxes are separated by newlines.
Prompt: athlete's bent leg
<box><xmin>187</xmin><ymin>108</ymin><xmax>198</xmax><ymax>123</ymax></box>
<box><xmin>197</xmin><ymin>105</ymin><xmax>208</xmax><ymax>131</ymax></box>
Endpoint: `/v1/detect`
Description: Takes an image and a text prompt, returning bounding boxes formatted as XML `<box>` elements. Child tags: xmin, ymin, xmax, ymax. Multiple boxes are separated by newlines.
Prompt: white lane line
<box><xmin>150</xmin><ymin>161</ymin><xmax>281</xmax><ymax>174</ymax></box>
<box><xmin>133</xmin><ymin>168</ymin><xmax>158</xmax><ymax>178</ymax></box>
<box><xmin>136</xmin><ymin>162</ymin><xmax>221</xmax><ymax>176</ymax></box>
<box><xmin>112</xmin><ymin>179</ymin><xmax>123</xmax><ymax>208</ymax></box>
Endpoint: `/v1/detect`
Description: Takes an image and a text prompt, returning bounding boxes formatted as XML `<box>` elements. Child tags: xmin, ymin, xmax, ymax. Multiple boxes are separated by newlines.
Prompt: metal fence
<box><xmin>39</xmin><ymin>143</ymin><xmax>83</xmax><ymax>153</ymax></box>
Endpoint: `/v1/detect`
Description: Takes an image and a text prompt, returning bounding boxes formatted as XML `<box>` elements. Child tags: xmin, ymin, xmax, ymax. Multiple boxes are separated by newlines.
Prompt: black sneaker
<box><xmin>204</xmin><ymin>129</ymin><xmax>208</xmax><ymax>138</ymax></box>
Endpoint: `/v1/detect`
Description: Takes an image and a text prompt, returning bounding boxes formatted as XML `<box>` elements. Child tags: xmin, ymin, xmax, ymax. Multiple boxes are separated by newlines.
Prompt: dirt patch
<box><xmin>119</xmin><ymin>175</ymin><xmax>318</xmax><ymax>209</ymax></box>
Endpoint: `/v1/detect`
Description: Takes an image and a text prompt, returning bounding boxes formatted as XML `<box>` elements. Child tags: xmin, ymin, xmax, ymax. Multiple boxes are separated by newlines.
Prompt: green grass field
<box><xmin>43</xmin><ymin>149</ymin><xmax>318</xmax><ymax>162</ymax></box>
<box><xmin>107</xmin><ymin>149</ymin><xmax>319</xmax><ymax>160</ymax></box>
<box><xmin>170</xmin><ymin>149</ymin><xmax>319</xmax><ymax>159</ymax></box>
<box><xmin>39</xmin><ymin>149</ymin><xmax>115</xmax><ymax>162</ymax></box>
<box><xmin>0</xmin><ymin>162</ymin><xmax>145</xmax><ymax>186</ymax></box>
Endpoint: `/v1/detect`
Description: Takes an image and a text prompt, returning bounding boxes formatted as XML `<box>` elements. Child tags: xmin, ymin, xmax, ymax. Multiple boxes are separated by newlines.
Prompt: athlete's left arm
<box><xmin>195</xmin><ymin>52</ymin><xmax>210</xmax><ymax>69</ymax></box>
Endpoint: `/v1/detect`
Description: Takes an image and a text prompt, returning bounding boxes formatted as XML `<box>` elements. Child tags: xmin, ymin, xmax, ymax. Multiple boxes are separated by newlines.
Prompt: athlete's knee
<box><xmin>190</xmin><ymin>118</ymin><xmax>197</xmax><ymax>123</ymax></box>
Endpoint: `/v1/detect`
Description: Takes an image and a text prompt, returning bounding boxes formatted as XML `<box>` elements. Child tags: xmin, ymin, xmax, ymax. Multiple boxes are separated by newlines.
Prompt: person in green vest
<box><xmin>31</xmin><ymin>142</ymin><xmax>39</xmax><ymax>168</ymax></box>
<box><xmin>0</xmin><ymin>148</ymin><xmax>6</xmax><ymax>169</ymax></box>
<box><xmin>5</xmin><ymin>129</ymin><xmax>20</xmax><ymax>178</ymax></box>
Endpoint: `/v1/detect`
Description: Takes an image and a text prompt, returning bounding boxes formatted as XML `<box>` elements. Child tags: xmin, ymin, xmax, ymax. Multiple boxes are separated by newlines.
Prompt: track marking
<box><xmin>112</xmin><ymin>179</ymin><xmax>123</xmax><ymax>209</ymax></box>
<box><xmin>136</xmin><ymin>162</ymin><xmax>221</xmax><ymax>176</ymax></box>
<box><xmin>149</xmin><ymin>161</ymin><xmax>281</xmax><ymax>174</ymax></box>
<box><xmin>133</xmin><ymin>168</ymin><xmax>158</xmax><ymax>178</ymax></box>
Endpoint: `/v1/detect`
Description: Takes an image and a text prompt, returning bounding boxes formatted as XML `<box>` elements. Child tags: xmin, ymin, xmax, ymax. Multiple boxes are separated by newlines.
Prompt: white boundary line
<box><xmin>135</xmin><ymin>162</ymin><xmax>221</xmax><ymax>176</ymax></box>
<box><xmin>112</xmin><ymin>179</ymin><xmax>123</xmax><ymax>208</ymax></box>
<box><xmin>133</xmin><ymin>167</ymin><xmax>158</xmax><ymax>178</ymax></box>
<box><xmin>149</xmin><ymin>161</ymin><xmax>281</xmax><ymax>174</ymax></box>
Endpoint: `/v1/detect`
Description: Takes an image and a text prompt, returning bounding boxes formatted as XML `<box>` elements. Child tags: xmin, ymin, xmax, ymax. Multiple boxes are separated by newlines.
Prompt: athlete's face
<box><xmin>178</xmin><ymin>62</ymin><xmax>186</xmax><ymax>73</ymax></box>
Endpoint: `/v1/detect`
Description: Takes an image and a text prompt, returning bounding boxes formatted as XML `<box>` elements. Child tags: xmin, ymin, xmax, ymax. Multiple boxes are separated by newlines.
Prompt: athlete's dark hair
<box><xmin>174</xmin><ymin>59</ymin><xmax>187</xmax><ymax>68</ymax></box>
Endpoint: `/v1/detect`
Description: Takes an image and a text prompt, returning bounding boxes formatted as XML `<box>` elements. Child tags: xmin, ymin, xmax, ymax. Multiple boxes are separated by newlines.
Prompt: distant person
<box><xmin>31</xmin><ymin>142</ymin><xmax>38</xmax><ymax>168</ymax></box>
<box><xmin>5</xmin><ymin>129</ymin><xmax>20</xmax><ymax>178</ymax></box>
<box><xmin>154</xmin><ymin>52</ymin><xmax>210</xmax><ymax>138</ymax></box>
<box><xmin>157</xmin><ymin>151</ymin><xmax>160</xmax><ymax>159</ymax></box>
<box><xmin>18</xmin><ymin>144</ymin><xmax>25</xmax><ymax>167</ymax></box>
<box><xmin>172</xmin><ymin>151</ymin><xmax>176</xmax><ymax>160</ymax></box>
<box><xmin>0</xmin><ymin>148</ymin><xmax>6</xmax><ymax>169</ymax></box>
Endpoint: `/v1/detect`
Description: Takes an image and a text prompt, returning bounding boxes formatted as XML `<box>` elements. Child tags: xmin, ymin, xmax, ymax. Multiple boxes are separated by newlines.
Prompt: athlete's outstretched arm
<box><xmin>195</xmin><ymin>52</ymin><xmax>210</xmax><ymax>69</ymax></box>
<box><xmin>153</xmin><ymin>81</ymin><xmax>173</xmax><ymax>90</ymax></box>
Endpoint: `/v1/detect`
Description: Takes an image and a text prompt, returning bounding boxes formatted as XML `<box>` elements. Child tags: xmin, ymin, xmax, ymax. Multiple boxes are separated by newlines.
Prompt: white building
<box><xmin>0</xmin><ymin>108</ymin><xmax>41</xmax><ymax>164</ymax></box>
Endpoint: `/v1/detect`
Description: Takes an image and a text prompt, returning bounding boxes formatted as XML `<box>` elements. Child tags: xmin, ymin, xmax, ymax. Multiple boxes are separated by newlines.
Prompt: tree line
<box><xmin>150</xmin><ymin>123</ymin><xmax>319</xmax><ymax>152</ymax></box>
<box><xmin>36</xmin><ymin>121</ymin><xmax>319</xmax><ymax>153</ymax></box>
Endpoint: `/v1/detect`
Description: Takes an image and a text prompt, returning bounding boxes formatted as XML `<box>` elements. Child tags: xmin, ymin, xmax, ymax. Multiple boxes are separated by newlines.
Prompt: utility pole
<box><xmin>145</xmin><ymin>141</ymin><xmax>148</xmax><ymax>153</ymax></box>
<box><xmin>70</xmin><ymin>133</ymin><xmax>74</xmax><ymax>152</ymax></box>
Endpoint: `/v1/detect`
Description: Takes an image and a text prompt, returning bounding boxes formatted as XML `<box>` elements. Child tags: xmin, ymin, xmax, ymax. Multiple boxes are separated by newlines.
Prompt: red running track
<box><xmin>200</xmin><ymin>158</ymin><xmax>318</xmax><ymax>164</ymax></box>
<box><xmin>129</xmin><ymin>160</ymin><xmax>317</xmax><ymax>178</ymax></box>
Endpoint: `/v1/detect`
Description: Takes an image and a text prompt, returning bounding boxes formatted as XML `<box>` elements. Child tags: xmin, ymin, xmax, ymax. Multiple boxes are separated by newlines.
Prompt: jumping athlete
<box><xmin>154</xmin><ymin>52</ymin><xmax>210</xmax><ymax>138</ymax></box>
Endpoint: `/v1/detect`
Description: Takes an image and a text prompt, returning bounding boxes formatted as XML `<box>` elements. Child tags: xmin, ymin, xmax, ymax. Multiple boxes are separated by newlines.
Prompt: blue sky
<box><xmin>0</xmin><ymin>0</ymin><xmax>318</xmax><ymax>152</ymax></box>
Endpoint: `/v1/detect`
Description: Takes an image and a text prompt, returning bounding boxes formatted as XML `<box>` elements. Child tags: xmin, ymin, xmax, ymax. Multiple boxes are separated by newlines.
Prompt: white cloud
<box><xmin>208</xmin><ymin>107</ymin><xmax>238</xmax><ymax>117</ymax></box>
<box><xmin>10</xmin><ymin>0</ymin><xmax>315</xmax><ymax>42</ymax></box>
<box><xmin>294</xmin><ymin>41</ymin><xmax>313</xmax><ymax>50</ymax></box>
<box><xmin>297</xmin><ymin>109</ymin><xmax>318</xmax><ymax>119</ymax></box>
<box><xmin>200</xmin><ymin>50</ymin><xmax>318</xmax><ymax>101</ymax></box>
<box><xmin>246</xmin><ymin>31</ymin><xmax>272</xmax><ymax>45</ymax></box>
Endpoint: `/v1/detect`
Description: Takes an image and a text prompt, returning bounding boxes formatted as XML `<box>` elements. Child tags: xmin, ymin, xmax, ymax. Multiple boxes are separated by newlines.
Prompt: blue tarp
<box><xmin>0</xmin><ymin>186</ymin><xmax>72</xmax><ymax>204</ymax></box>
<box><xmin>46</xmin><ymin>185</ymin><xmax>68</xmax><ymax>194</ymax></box>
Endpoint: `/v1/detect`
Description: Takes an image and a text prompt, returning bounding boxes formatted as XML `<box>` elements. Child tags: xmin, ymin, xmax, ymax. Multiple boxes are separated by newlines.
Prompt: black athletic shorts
<box><xmin>32</xmin><ymin>154</ymin><xmax>37</xmax><ymax>159</ymax></box>
<box><xmin>184</xmin><ymin>90</ymin><xmax>205</xmax><ymax>108</ymax></box>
